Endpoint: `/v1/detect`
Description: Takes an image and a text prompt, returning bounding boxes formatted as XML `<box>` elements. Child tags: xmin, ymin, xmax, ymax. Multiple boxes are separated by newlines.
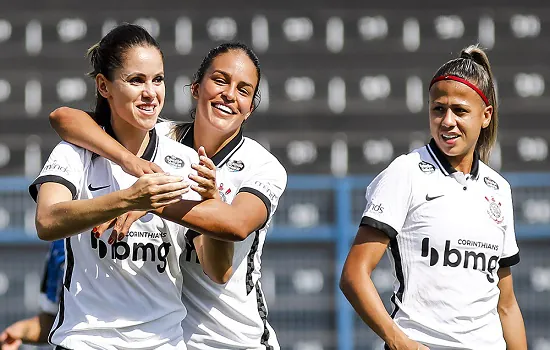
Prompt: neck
<box><xmin>447</xmin><ymin>151</ymin><xmax>474</xmax><ymax>174</ymax></box>
<box><xmin>110</xmin><ymin>115</ymin><xmax>150</xmax><ymax>157</ymax></box>
<box><xmin>193</xmin><ymin>118</ymin><xmax>241</xmax><ymax>157</ymax></box>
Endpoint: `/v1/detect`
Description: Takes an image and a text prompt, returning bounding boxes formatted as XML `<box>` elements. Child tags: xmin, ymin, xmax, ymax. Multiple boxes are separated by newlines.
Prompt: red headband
<box><xmin>429</xmin><ymin>75</ymin><xmax>490</xmax><ymax>106</ymax></box>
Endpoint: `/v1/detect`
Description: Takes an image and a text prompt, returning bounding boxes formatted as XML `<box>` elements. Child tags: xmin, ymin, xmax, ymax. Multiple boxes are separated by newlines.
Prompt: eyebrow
<box><xmin>122</xmin><ymin>71</ymin><xmax>165</xmax><ymax>78</ymax></box>
<box><xmin>212</xmin><ymin>69</ymin><xmax>254</xmax><ymax>89</ymax></box>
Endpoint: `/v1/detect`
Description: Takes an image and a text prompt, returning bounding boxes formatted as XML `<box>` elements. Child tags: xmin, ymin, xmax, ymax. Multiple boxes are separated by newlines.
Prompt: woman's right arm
<box><xmin>340</xmin><ymin>225</ymin><xmax>428</xmax><ymax>350</ymax></box>
<box><xmin>35</xmin><ymin>174</ymin><xmax>188</xmax><ymax>241</ymax></box>
<box><xmin>49</xmin><ymin>107</ymin><xmax>162</xmax><ymax>176</ymax></box>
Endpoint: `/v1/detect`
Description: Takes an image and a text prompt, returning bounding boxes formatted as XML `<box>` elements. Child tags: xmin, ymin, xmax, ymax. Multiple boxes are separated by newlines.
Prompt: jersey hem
<box><xmin>499</xmin><ymin>252</ymin><xmax>520</xmax><ymax>267</ymax></box>
<box><xmin>360</xmin><ymin>216</ymin><xmax>398</xmax><ymax>239</ymax></box>
<box><xmin>30</xmin><ymin>175</ymin><xmax>77</xmax><ymax>202</ymax></box>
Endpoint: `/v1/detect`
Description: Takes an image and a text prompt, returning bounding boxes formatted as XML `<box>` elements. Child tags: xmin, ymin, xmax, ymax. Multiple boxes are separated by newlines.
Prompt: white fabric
<box><xmin>31</xmin><ymin>135</ymin><xmax>201</xmax><ymax>350</ymax></box>
<box><xmin>361</xmin><ymin>144</ymin><xmax>519</xmax><ymax>350</ymax></box>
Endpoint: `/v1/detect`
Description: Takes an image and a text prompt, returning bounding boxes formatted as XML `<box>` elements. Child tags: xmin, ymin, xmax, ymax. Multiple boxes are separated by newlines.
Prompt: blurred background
<box><xmin>0</xmin><ymin>0</ymin><xmax>549</xmax><ymax>349</ymax></box>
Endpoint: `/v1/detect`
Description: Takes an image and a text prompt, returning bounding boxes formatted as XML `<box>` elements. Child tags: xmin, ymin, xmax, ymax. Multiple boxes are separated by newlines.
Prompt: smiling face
<box><xmin>97</xmin><ymin>45</ymin><xmax>165</xmax><ymax>131</ymax></box>
<box><xmin>192</xmin><ymin>49</ymin><xmax>258</xmax><ymax>135</ymax></box>
<box><xmin>429</xmin><ymin>80</ymin><xmax>492</xmax><ymax>163</ymax></box>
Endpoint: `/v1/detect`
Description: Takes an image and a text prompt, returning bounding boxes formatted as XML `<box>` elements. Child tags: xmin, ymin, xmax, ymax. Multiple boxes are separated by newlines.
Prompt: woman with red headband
<box><xmin>340</xmin><ymin>45</ymin><xmax>527</xmax><ymax>350</ymax></box>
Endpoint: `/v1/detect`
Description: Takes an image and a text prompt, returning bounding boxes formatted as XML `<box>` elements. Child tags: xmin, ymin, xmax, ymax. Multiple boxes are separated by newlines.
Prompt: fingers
<box><xmin>149</xmin><ymin>162</ymin><xmax>164</xmax><ymax>174</ymax></box>
<box><xmin>150</xmin><ymin>187</ymin><xmax>189</xmax><ymax>204</ymax></box>
<box><xmin>92</xmin><ymin>218</ymin><xmax>116</xmax><ymax>239</ymax></box>
<box><xmin>108</xmin><ymin>211</ymin><xmax>148</xmax><ymax>244</ymax></box>
<box><xmin>191</xmin><ymin>163</ymin><xmax>215</xmax><ymax>180</ymax></box>
<box><xmin>198</xmin><ymin>146</ymin><xmax>207</xmax><ymax>159</ymax></box>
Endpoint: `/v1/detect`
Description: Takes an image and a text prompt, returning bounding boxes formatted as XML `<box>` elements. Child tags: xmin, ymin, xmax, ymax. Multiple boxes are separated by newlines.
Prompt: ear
<box><xmin>482</xmin><ymin>105</ymin><xmax>493</xmax><ymax>129</ymax></box>
<box><xmin>96</xmin><ymin>74</ymin><xmax>110</xmax><ymax>99</ymax></box>
<box><xmin>191</xmin><ymin>83</ymin><xmax>199</xmax><ymax>100</ymax></box>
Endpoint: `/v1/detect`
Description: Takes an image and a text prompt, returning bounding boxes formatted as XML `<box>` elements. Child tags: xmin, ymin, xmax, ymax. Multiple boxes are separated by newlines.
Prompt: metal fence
<box><xmin>1</xmin><ymin>174</ymin><xmax>550</xmax><ymax>350</ymax></box>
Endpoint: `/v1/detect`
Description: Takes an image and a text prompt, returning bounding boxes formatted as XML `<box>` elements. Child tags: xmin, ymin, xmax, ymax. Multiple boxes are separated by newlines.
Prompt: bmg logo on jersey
<box><xmin>90</xmin><ymin>234</ymin><xmax>171</xmax><ymax>273</ymax></box>
<box><xmin>421</xmin><ymin>238</ymin><xmax>499</xmax><ymax>283</ymax></box>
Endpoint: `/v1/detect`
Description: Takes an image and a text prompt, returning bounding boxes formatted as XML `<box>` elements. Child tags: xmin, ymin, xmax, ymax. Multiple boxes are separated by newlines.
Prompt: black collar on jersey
<box><xmin>178</xmin><ymin>123</ymin><xmax>245</xmax><ymax>166</ymax></box>
<box><xmin>426</xmin><ymin>138</ymin><xmax>479</xmax><ymax>179</ymax></box>
<box><xmin>104</xmin><ymin>123</ymin><xmax>159</xmax><ymax>162</ymax></box>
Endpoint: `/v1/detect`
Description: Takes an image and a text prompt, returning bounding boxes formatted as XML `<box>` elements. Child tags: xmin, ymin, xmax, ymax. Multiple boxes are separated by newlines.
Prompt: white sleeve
<box><xmin>238</xmin><ymin>158</ymin><xmax>287</xmax><ymax>226</ymax></box>
<box><xmin>360</xmin><ymin>155</ymin><xmax>412</xmax><ymax>239</ymax></box>
<box><xmin>499</xmin><ymin>185</ymin><xmax>520</xmax><ymax>267</ymax></box>
<box><xmin>29</xmin><ymin>141</ymin><xmax>90</xmax><ymax>202</ymax></box>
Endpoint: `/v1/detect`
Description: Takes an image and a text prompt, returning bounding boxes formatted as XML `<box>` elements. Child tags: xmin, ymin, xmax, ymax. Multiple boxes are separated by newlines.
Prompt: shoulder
<box><xmin>240</xmin><ymin>137</ymin><xmax>287</xmax><ymax>177</ymax></box>
<box><xmin>478</xmin><ymin>162</ymin><xmax>511</xmax><ymax>193</ymax></box>
<box><xmin>382</xmin><ymin>150</ymin><xmax>424</xmax><ymax>175</ymax></box>
<box><xmin>154</xmin><ymin>120</ymin><xmax>177</xmax><ymax>138</ymax></box>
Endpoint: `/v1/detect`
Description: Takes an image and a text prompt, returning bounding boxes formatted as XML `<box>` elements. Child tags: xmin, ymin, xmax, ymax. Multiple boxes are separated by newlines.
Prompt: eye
<box><xmin>128</xmin><ymin>77</ymin><xmax>143</xmax><ymax>85</ymax></box>
<box><xmin>153</xmin><ymin>76</ymin><xmax>164</xmax><ymax>84</ymax></box>
<box><xmin>214</xmin><ymin>77</ymin><xmax>226</xmax><ymax>84</ymax></box>
<box><xmin>432</xmin><ymin>106</ymin><xmax>445</xmax><ymax>112</ymax></box>
<box><xmin>239</xmin><ymin>87</ymin><xmax>251</xmax><ymax>96</ymax></box>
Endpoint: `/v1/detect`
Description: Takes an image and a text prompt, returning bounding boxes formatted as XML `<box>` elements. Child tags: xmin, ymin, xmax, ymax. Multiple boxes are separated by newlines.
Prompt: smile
<box><xmin>212</xmin><ymin>103</ymin><xmax>235</xmax><ymax>115</ymax></box>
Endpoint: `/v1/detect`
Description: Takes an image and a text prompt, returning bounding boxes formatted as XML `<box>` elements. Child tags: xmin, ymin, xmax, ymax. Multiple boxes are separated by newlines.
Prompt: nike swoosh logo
<box><xmin>426</xmin><ymin>194</ymin><xmax>444</xmax><ymax>201</ymax></box>
<box><xmin>88</xmin><ymin>184</ymin><xmax>110</xmax><ymax>191</ymax></box>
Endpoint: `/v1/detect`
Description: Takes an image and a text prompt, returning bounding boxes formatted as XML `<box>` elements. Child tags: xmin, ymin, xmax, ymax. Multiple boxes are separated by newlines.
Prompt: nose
<box><xmin>142</xmin><ymin>82</ymin><xmax>156</xmax><ymax>100</ymax></box>
<box><xmin>222</xmin><ymin>83</ymin><xmax>236</xmax><ymax>102</ymax></box>
<box><xmin>441</xmin><ymin>108</ymin><xmax>457</xmax><ymax>128</ymax></box>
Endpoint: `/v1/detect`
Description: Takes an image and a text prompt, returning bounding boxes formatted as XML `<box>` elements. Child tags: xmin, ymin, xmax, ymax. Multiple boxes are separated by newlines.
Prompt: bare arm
<box><xmin>193</xmin><ymin>235</ymin><xmax>234</xmax><ymax>284</ymax></box>
<box><xmin>49</xmin><ymin>107</ymin><xmax>162</xmax><ymax>177</ymax></box>
<box><xmin>0</xmin><ymin>312</ymin><xmax>55</xmax><ymax>348</ymax></box>
<box><xmin>339</xmin><ymin>226</ymin><xmax>427</xmax><ymax>350</ymax></box>
<box><xmin>497</xmin><ymin>267</ymin><xmax>527</xmax><ymax>350</ymax></box>
<box><xmin>157</xmin><ymin>192</ymin><xmax>268</xmax><ymax>242</ymax></box>
<box><xmin>36</xmin><ymin>174</ymin><xmax>188</xmax><ymax>240</ymax></box>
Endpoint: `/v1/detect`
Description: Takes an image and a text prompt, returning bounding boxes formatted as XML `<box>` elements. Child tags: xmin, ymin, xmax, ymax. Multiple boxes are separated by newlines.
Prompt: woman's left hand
<box><xmin>189</xmin><ymin>146</ymin><xmax>221</xmax><ymax>201</ymax></box>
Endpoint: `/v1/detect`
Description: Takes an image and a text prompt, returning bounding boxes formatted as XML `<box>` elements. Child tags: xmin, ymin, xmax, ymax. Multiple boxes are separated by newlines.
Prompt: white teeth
<box><xmin>214</xmin><ymin>104</ymin><xmax>233</xmax><ymax>114</ymax></box>
<box><xmin>138</xmin><ymin>105</ymin><xmax>154</xmax><ymax>112</ymax></box>
<box><xmin>442</xmin><ymin>134</ymin><xmax>459</xmax><ymax>140</ymax></box>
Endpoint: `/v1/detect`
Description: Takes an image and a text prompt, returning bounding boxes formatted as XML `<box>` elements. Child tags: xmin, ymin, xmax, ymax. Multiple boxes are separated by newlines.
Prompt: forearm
<box><xmin>195</xmin><ymin>236</ymin><xmax>234</xmax><ymax>284</ymax></box>
<box><xmin>157</xmin><ymin>199</ymin><xmax>251</xmax><ymax>241</ymax></box>
<box><xmin>50</xmin><ymin>107</ymin><xmax>132</xmax><ymax>165</ymax></box>
<box><xmin>340</xmin><ymin>272</ymin><xmax>406</xmax><ymax>348</ymax></box>
<box><xmin>37</xmin><ymin>191</ymin><xmax>131</xmax><ymax>240</ymax></box>
<box><xmin>499</xmin><ymin>302</ymin><xmax>527</xmax><ymax>350</ymax></box>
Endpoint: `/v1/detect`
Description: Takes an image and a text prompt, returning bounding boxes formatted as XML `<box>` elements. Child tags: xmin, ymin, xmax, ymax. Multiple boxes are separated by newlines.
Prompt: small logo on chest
<box><xmin>485</xmin><ymin>196</ymin><xmax>504</xmax><ymax>224</ymax></box>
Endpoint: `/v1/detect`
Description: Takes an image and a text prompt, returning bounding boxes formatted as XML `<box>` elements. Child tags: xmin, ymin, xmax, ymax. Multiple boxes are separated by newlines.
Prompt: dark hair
<box><xmin>86</xmin><ymin>23</ymin><xmax>163</xmax><ymax>126</ymax></box>
<box><xmin>430</xmin><ymin>44</ymin><xmax>498</xmax><ymax>163</ymax></box>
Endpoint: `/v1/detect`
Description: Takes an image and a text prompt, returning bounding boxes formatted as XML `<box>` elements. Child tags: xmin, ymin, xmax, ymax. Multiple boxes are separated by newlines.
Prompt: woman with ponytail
<box><xmin>340</xmin><ymin>45</ymin><xmax>527</xmax><ymax>350</ymax></box>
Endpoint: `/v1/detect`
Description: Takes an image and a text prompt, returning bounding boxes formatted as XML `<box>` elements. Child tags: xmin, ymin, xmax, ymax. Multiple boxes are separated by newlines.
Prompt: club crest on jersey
<box><xmin>485</xmin><ymin>196</ymin><xmax>504</xmax><ymax>224</ymax></box>
<box><xmin>165</xmin><ymin>155</ymin><xmax>184</xmax><ymax>169</ymax></box>
<box><xmin>218</xmin><ymin>183</ymin><xmax>232</xmax><ymax>203</ymax></box>
<box><xmin>484</xmin><ymin>177</ymin><xmax>499</xmax><ymax>190</ymax></box>
<box><xmin>226</xmin><ymin>159</ymin><xmax>245</xmax><ymax>172</ymax></box>
<box><xmin>418</xmin><ymin>161</ymin><xmax>435</xmax><ymax>174</ymax></box>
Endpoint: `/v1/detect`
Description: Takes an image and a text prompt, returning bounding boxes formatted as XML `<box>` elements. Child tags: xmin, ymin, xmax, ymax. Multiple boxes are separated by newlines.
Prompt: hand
<box><xmin>387</xmin><ymin>335</ymin><xmax>429</xmax><ymax>350</ymax></box>
<box><xmin>0</xmin><ymin>322</ymin><xmax>25</xmax><ymax>350</ymax></box>
<box><xmin>189</xmin><ymin>146</ymin><xmax>221</xmax><ymax>200</ymax></box>
<box><xmin>121</xmin><ymin>152</ymin><xmax>164</xmax><ymax>177</ymax></box>
<box><xmin>92</xmin><ymin>211</ymin><xmax>148</xmax><ymax>244</ymax></box>
<box><xmin>124</xmin><ymin>173</ymin><xmax>189</xmax><ymax>211</ymax></box>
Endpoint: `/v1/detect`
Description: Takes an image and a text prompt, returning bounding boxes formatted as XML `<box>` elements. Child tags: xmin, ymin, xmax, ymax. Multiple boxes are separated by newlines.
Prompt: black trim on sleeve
<box><xmin>239</xmin><ymin>187</ymin><xmax>272</xmax><ymax>225</ymax></box>
<box><xmin>29</xmin><ymin>175</ymin><xmax>77</xmax><ymax>202</ymax></box>
<box><xmin>499</xmin><ymin>252</ymin><xmax>520</xmax><ymax>267</ymax></box>
<box><xmin>360</xmin><ymin>216</ymin><xmax>399</xmax><ymax>239</ymax></box>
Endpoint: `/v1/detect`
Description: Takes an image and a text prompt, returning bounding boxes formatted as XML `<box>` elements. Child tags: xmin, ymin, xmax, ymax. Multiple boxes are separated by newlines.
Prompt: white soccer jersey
<box><xmin>361</xmin><ymin>139</ymin><xmax>519</xmax><ymax>350</ymax></box>
<box><xmin>157</xmin><ymin>122</ymin><xmax>287</xmax><ymax>350</ymax></box>
<box><xmin>29</xmin><ymin>127</ymin><xmax>201</xmax><ymax>350</ymax></box>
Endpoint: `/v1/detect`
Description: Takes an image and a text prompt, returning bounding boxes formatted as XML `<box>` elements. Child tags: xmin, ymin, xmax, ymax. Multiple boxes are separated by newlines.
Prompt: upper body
<box><xmin>361</xmin><ymin>140</ymin><xmax>518</xmax><ymax>349</ymax></box>
<box><xmin>340</xmin><ymin>45</ymin><xmax>527</xmax><ymax>350</ymax></box>
<box><xmin>30</xmin><ymin>131</ymin><xmax>200</xmax><ymax>350</ymax></box>
<box><xmin>29</xmin><ymin>23</ymin><xmax>206</xmax><ymax>350</ymax></box>
<box><xmin>157</xmin><ymin>122</ymin><xmax>287</xmax><ymax>350</ymax></box>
